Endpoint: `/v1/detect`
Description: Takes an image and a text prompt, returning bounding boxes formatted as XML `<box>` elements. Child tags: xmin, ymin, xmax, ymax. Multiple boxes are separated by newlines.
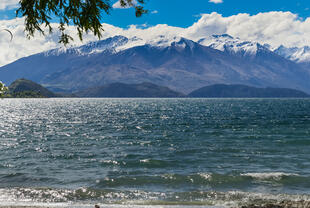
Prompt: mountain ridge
<box><xmin>189</xmin><ymin>84</ymin><xmax>310</xmax><ymax>98</ymax></box>
<box><xmin>8</xmin><ymin>78</ymin><xmax>57</xmax><ymax>98</ymax></box>
<box><xmin>77</xmin><ymin>82</ymin><xmax>185</xmax><ymax>98</ymax></box>
<box><xmin>4</xmin><ymin>79</ymin><xmax>309</xmax><ymax>98</ymax></box>
<box><xmin>0</xmin><ymin>35</ymin><xmax>310</xmax><ymax>94</ymax></box>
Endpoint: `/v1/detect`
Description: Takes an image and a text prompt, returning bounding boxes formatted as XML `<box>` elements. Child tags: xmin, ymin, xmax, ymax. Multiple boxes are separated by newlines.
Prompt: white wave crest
<box><xmin>198</xmin><ymin>173</ymin><xmax>212</xmax><ymax>180</ymax></box>
<box><xmin>241</xmin><ymin>172</ymin><xmax>299</xmax><ymax>180</ymax></box>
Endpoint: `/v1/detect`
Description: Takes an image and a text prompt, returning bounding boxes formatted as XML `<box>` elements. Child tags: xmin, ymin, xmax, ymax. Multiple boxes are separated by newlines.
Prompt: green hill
<box><xmin>77</xmin><ymin>82</ymin><xmax>185</xmax><ymax>98</ymax></box>
<box><xmin>8</xmin><ymin>79</ymin><xmax>57</xmax><ymax>98</ymax></box>
<box><xmin>188</xmin><ymin>84</ymin><xmax>310</xmax><ymax>98</ymax></box>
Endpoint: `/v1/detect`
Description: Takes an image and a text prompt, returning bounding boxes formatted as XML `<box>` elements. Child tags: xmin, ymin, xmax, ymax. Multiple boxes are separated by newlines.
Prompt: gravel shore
<box><xmin>1</xmin><ymin>201</ymin><xmax>310</xmax><ymax>208</ymax></box>
<box><xmin>237</xmin><ymin>200</ymin><xmax>310</xmax><ymax>208</ymax></box>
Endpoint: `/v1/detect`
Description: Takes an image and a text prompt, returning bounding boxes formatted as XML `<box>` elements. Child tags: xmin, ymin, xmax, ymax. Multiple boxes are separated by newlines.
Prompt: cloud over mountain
<box><xmin>1</xmin><ymin>11</ymin><xmax>310</xmax><ymax>67</ymax></box>
<box><xmin>0</xmin><ymin>0</ymin><xmax>19</xmax><ymax>10</ymax></box>
<box><xmin>185</xmin><ymin>12</ymin><xmax>310</xmax><ymax>48</ymax></box>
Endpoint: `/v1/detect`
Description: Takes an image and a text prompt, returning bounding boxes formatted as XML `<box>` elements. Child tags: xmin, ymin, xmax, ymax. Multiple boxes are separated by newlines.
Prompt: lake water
<box><xmin>0</xmin><ymin>98</ymin><xmax>310</xmax><ymax>208</ymax></box>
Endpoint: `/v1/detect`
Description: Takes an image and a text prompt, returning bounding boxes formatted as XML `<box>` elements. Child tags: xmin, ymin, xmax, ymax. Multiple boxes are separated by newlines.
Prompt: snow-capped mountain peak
<box><xmin>80</xmin><ymin>35</ymin><xmax>129</xmax><ymax>54</ymax></box>
<box><xmin>43</xmin><ymin>35</ymin><xmax>195</xmax><ymax>57</ymax></box>
<box><xmin>42</xmin><ymin>33</ymin><xmax>310</xmax><ymax>64</ymax></box>
<box><xmin>44</xmin><ymin>35</ymin><xmax>130</xmax><ymax>56</ymax></box>
<box><xmin>273</xmin><ymin>45</ymin><xmax>310</xmax><ymax>63</ymax></box>
<box><xmin>198</xmin><ymin>34</ymin><xmax>269</xmax><ymax>56</ymax></box>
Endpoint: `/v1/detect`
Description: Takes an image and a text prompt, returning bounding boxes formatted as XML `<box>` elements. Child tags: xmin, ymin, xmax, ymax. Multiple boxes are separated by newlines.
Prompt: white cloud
<box><xmin>0</xmin><ymin>18</ymin><xmax>105</xmax><ymax>68</ymax></box>
<box><xmin>1</xmin><ymin>11</ymin><xmax>310</xmax><ymax>67</ymax></box>
<box><xmin>151</xmin><ymin>10</ymin><xmax>159</xmax><ymax>14</ymax></box>
<box><xmin>0</xmin><ymin>0</ymin><xmax>19</xmax><ymax>10</ymax></box>
<box><xmin>113</xmin><ymin>0</ymin><xmax>137</xmax><ymax>9</ymax></box>
<box><xmin>184</xmin><ymin>12</ymin><xmax>310</xmax><ymax>48</ymax></box>
<box><xmin>209</xmin><ymin>0</ymin><xmax>223</xmax><ymax>4</ymax></box>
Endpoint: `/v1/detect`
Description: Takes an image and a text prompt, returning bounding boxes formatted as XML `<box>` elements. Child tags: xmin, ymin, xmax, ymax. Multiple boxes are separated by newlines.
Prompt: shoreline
<box><xmin>1</xmin><ymin>200</ymin><xmax>310</xmax><ymax>208</ymax></box>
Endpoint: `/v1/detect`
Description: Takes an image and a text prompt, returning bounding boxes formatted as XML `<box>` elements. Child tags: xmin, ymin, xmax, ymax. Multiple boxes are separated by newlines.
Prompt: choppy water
<box><xmin>0</xmin><ymin>98</ymin><xmax>310</xmax><ymax>207</ymax></box>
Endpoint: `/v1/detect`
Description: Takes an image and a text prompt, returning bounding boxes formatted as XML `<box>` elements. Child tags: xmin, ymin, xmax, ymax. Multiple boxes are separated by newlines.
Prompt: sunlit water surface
<box><xmin>0</xmin><ymin>98</ymin><xmax>310</xmax><ymax>207</ymax></box>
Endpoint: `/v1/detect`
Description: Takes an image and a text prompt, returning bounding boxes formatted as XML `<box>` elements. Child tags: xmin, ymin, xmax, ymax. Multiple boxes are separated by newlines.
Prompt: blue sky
<box><xmin>0</xmin><ymin>0</ymin><xmax>309</xmax><ymax>28</ymax></box>
<box><xmin>108</xmin><ymin>0</ymin><xmax>310</xmax><ymax>28</ymax></box>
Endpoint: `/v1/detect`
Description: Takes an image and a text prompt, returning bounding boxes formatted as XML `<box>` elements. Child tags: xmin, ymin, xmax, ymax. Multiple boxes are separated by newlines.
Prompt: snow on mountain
<box><xmin>198</xmin><ymin>34</ymin><xmax>271</xmax><ymax>56</ymax></box>
<box><xmin>43</xmin><ymin>35</ymin><xmax>187</xmax><ymax>57</ymax></box>
<box><xmin>196</xmin><ymin>34</ymin><xmax>310</xmax><ymax>64</ymax></box>
<box><xmin>197</xmin><ymin>34</ymin><xmax>310</xmax><ymax>63</ymax></box>
<box><xmin>273</xmin><ymin>45</ymin><xmax>310</xmax><ymax>63</ymax></box>
<box><xmin>42</xmin><ymin>33</ymin><xmax>277</xmax><ymax>59</ymax></box>
<box><xmin>44</xmin><ymin>35</ymin><xmax>131</xmax><ymax>56</ymax></box>
<box><xmin>41</xmin><ymin>33</ymin><xmax>310</xmax><ymax>65</ymax></box>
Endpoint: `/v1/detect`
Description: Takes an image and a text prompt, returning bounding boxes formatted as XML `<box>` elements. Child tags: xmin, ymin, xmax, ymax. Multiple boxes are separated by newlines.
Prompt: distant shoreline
<box><xmin>4</xmin><ymin>79</ymin><xmax>310</xmax><ymax>98</ymax></box>
<box><xmin>2</xmin><ymin>97</ymin><xmax>310</xmax><ymax>99</ymax></box>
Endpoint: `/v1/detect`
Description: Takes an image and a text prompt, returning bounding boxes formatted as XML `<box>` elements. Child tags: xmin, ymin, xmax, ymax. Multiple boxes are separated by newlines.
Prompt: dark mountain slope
<box><xmin>188</xmin><ymin>84</ymin><xmax>310</xmax><ymax>98</ymax></box>
<box><xmin>8</xmin><ymin>78</ymin><xmax>57</xmax><ymax>98</ymax></box>
<box><xmin>77</xmin><ymin>82</ymin><xmax>185</xmax><ymax>98</ymax></box>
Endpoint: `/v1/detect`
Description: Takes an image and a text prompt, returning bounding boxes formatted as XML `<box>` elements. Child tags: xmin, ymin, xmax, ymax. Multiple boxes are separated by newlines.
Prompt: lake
<box><xmin>0</xmin><ymin>98</ymin><xmax>310</xmax><ymax>208</ymax></box>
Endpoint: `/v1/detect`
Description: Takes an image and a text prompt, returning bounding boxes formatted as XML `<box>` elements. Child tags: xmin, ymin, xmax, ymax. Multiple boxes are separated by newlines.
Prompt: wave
<box><xmin>240</xmin><ymin>172</ymin><xmax>299</xmax><ymax>180</ymax></box>
<box><xmin>0</xmin><ymin>187</ymin><xmax>309</xmax><ymax>208</ymax></box>
<box><xmin>0</xmin><ymin>172</ymin><xmax>309</xmax><ymax>191</ymax></box>
<box><xmin>0</xmin><ymin>172</ymin><xmax>309</xmax><ymax>207</ymax></box>
<box><xmin>94</xmin><ymin>172</ymin><xmax>310</xmax><ymax>189</ymax></box>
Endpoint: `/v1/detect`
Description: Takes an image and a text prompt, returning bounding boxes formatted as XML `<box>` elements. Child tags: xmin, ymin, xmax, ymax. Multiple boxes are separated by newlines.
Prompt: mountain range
<box><xmin>7</xmin><ymin>79</ymin><xmax>308</xmax><ymax>98</ymax></box>
<box><xmin>78</xmin><ymin>82</ymin><xmax>185</xmax><ymax>98</ymax></box>
<box><xmin>189</xmin><ymin>84</ymin><xmax>310</xmax><ymax>98</ymax></box>
<box><xmin>0</xmin><ymin>34</ymin><xmax>310</xmax><ymax>94</ymax></box>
